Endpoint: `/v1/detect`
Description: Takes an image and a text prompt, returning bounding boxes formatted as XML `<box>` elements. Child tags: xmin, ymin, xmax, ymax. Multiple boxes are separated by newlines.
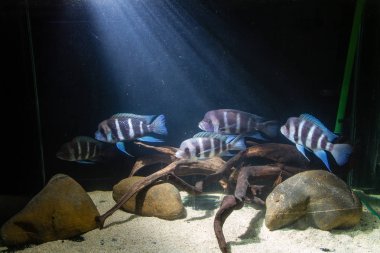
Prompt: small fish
<box><xmin>95</xmin><ymin>113</ymin><xmax>168</xmax><ymax>143</ymax></box>
<box><xmin>56</xmin><ymin>136</ymin><xmax>106</xmax><ymax>164</ymax></box>
<box><xmin>280</xmin><ymin>114</ymin><xmax>353</xmax><ymax>171</ymax></box>
<box><xmin>198</xmin><ymin>109</ymin><xmax>278</xmax><ymax>140</ymax></box>
<box><xmin>175</xmin><ymin>132</ymin><xmax>246</xmax><ymax>161</ymax></box>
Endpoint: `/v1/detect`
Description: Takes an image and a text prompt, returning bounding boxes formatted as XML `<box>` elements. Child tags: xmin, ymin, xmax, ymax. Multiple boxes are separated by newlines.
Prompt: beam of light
<box><xmin>85</xmin><ymin>0</ymin><xmax>273</xmax><ymax>143</ymax></box>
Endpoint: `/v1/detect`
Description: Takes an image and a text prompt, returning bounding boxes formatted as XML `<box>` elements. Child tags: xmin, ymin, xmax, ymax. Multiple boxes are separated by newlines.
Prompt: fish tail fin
<box><xmin>227</xmin><ymin>135</ymin><xmax>246</xmax><ymax>150</ymax></box>
<box><xmin>331</xmin><ymin>143</ymin><xmax>353</xmax><ymax>166</ymax></box>
<box><xmin>150</xmin><ymin>114</ymin><xmax>168</xmax><ymax>135</ymax></box>
<box><xmin>259</xmin><ymin>120</ymin><xmax>279</xmax><ymax>138</ymax></box>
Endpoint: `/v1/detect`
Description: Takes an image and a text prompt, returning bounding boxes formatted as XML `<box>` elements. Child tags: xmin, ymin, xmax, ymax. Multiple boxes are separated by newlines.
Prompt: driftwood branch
<box><xmin>97</xmin><ymin>141</ymin><xmax>317</xmax><ymax>253</ymax></box>
<box><xmin>130</xmin><ymin>154</ymin><xmax>177</xmax><ymax>177</ymax></box>
<box><xmin>195</xmin><ymin>150</ymin><xmax>248</xmax><ymax>192</ymax></box>
<box><xmin>166</xmin><ymin>173</ymin><xmax>202</xmax><ymax>195</ymax></box>
<box><xmin>214</xmin><ymin>195</ymin><xmax>244</xmax><ymax>253</ymax></box>
<box><xmin>245</xmin><ymin>143</ymin><xmax>309</xmax><ymax>166</ymax></box>
<box><xmin>96</xmin><ymin>160</ymin><xmax>185</xmax><ymax>228</ymax></box>
<box><xmin>134</xmin><ymin>141</ymin><xmax>178</xmax><ymax>155</ymax></box>
<box><xmin>96</xmin><ymin>157</ymin><xmax>226</xmax><ymax>228</ymax></box>
<box><xmin>174</xmin><ymin>157</ymin><xmax>225</xmax><ymax>177</ymax></box>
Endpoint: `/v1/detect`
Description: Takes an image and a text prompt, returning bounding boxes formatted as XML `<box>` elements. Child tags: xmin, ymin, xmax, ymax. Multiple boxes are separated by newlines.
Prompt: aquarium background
<box><xmin>1</xmin><ymin>0</ymin><xmax>379</xmax><ymax>195</ymax></box>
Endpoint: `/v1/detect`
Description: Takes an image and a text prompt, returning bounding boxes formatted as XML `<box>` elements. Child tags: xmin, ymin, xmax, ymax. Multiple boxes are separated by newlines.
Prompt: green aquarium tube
<box><xmin>334</xmin><ymin>0</ymin><xmax>366</xmax><ymax>134</ymax></box>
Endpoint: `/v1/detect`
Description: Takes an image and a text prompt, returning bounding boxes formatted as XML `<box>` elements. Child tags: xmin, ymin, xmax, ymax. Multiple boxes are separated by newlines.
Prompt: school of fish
<box><xmin>56</xmin><ymin>109</ymin><xmax>353</xmax><ymax>172</ymax></box>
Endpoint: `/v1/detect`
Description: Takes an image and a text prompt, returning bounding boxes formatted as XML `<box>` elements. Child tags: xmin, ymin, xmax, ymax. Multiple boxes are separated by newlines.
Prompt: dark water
<box><xmin>2</xmin><ymin>0</ymin><xmax>379</xmax><ymax>195</ymax></box>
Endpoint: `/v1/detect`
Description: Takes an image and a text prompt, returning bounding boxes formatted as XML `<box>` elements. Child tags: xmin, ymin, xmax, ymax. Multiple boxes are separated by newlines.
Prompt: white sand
<box><xmin>1</xmin><ymin>191</ymin><xmax>379</xmax><ymax>253</ymax></box>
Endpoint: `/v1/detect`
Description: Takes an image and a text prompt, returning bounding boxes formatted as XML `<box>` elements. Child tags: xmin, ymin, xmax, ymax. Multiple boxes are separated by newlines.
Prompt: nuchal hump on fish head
<box><xmin>95</xmin><ymin>120</ymin><xmax>114</xmax><ymax>142</ymax></box>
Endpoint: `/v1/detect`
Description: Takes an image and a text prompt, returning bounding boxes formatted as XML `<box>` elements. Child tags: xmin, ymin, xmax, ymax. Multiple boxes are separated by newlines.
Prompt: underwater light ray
<box><xmin>85</xmin><ymin>0</ymin><xmax>277</xmax><ymax>144</ymax></box>
<box><xmin>156</xmin><ymin>0</ymin><xmax>232</xmax><ymax>82</ymax></box>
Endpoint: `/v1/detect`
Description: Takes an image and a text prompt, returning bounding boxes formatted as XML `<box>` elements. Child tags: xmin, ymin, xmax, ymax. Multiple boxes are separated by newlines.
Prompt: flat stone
<box><xmin>113</xmin><ymin>176</ymin><xmax>186</xmax><ymax>220</ymax></box>
<box><xmin>265</xmin><ymin>170</ymin><xmax>362</xmax><ymax>230</ymax></box>
<box><xmin>1</xmin><ymin>174</ymin><xmax>99</xmax><ymax>246</ymax></box>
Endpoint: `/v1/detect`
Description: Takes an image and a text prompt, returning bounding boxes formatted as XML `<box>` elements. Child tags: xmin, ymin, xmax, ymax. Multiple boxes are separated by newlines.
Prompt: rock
<box><xmin>1</xmin><ymin>174</ymin><xmax>99</xmax><ymax>246</ymax></box>
<box><xmin>265</xmin><ymin>170</ymin><xmax>362</xmax><ymax>231</ymax></box>
<box><xmin>113</xmin><ymin>176</ymin><xmax>186</xmax><ymax>220</ymax></box>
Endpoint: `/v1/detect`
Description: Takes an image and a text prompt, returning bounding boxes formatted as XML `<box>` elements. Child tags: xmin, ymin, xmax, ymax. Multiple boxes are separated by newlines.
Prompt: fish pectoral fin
<box><xmin>106</xmin><ymin>132</ymin><xmax>113</xmax><ymax>142</ymax></box>
<box><xmin>221</xmin><ymin>151</ymin><xmax>234</xmax><ymax>157</ymax></box>
<box><xmin>247</xmin><ymin>132</ymin><xmax>269</xmax><ymax>141</ymax></box>
<box><xmin>314</xmin><ymin>150</ymin><xmax>331</xmax><ymax>172</ymax></box>
<box><xmin>296</xmin><ymin>144</ymin><xmax>310</xmax><ymax>161</ymax></box>
<box><xmin>75</xmin><ymin>160</ymin><xmax>96</xmax><ymax>165</ymax></box>
<box><xmin>137</xmin><ymin>136</ymin><xmax>164</xmax><ymax>142</ymax></box>
<box><xmin>116</xmin><ymin>142</ymin><xmax>134</xmax><ymax>157</ymax></box>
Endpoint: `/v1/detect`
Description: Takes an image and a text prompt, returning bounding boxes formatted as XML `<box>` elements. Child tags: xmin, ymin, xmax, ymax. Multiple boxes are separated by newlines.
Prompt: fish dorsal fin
<box><xmin>193</xmin><ymin>132</ymin><xmax>227</xmax><ymax>141</ymax></box>
<box><xmin>299</xmin><ymin>113</ymin><xmax>338</xmax><ymax>142</ymax></box>
<box><xmin>110</xmin><ymin>113</ymin><xmax>156</xmax><ymax>123</ymax></box>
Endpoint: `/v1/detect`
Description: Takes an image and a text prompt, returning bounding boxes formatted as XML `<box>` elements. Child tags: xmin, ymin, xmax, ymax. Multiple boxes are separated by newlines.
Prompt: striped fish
<box><xmin>175</xmin><ymin>132</ymin><xmax>246</xmax><ymax>161</ymax></box>
<box><xmin>56</xmin><ymin>136</ymin><xmax>106</xmax><ymax>164</ymax></box>
<box><xmin>198</xmin><ymin>109</ymin><xmax>278</xmax><ymax>140</ymax></box>
<box><xmin>280</xmin><ymin>114</ymin><xmax>353</xmax><ymax>171</ymax></box>
<box><xmin>95</xmin><ymin>113</ymin><xmax>167</xmax><ymax>143</ymax></box>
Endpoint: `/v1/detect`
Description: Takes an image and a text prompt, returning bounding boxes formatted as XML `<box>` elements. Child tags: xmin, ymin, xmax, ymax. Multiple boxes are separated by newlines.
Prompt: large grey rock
<box><xmin>113</xmin><ymin>176</ymin><xmax>186</xmax><ymax>220</ymax></box>
<box><xmin>1</xmin><ymin>174</ymin><xmax>99</xmax><ymax>246</ymax></box>
<box><xmin>265</xmin><ymin>170</ymin><xmax>362</xmax><ymax>230</ymax></box>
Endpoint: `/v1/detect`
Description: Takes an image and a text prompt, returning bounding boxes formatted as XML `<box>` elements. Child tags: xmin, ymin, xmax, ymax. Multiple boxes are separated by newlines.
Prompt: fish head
<box><xmin>198</xmin><ymin>119</ymin><xmax>214</xmax><ymax>132</ymax></box>
<box><xmin>56</xmin><ymin>143</ymin><xmax>75</xmax><ymax>161</ymax></box>
<box><xmin>175</xmin><ymin>149</ymin><xmax>188</xmax><ymax>159</ymax></box>
<box><xmin>95</xmin><ymin>130</ymin><xmax>107</xmax><ymax>142</ymax></box>
<box><xmin>280</xmin><ymin>124</ymin><xmax>288</xmax><ymax>137</ymax></box>
<box><xmin>280</xmin><ymin>117</ymin><xmax>299</xmax><ymax>141</ymax></box>
<box><xmin>175</xmin><ymin>140</ymin><xmax>195</xmax><ymax>160</ymax></box>
<box><xmin>95</xmin><ymin>120</ymin><xmax>115</xmax><ymax>142</ymax></box>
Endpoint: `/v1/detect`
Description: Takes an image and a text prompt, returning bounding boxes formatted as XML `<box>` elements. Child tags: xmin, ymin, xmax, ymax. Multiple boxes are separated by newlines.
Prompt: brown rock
<box><xmin>113</xmin><ymin>176</ymin><xmax>186</xmax><ymax>220</ymax></box>
<box><xmin>1</xmin><ymin>174</ymin><xmax>99</xmax><ymax>246</ymax></box>
<box><xmin>265</xmin><ymin>170</ymin><xmax>362</xmax><ymax>231</ymax></box>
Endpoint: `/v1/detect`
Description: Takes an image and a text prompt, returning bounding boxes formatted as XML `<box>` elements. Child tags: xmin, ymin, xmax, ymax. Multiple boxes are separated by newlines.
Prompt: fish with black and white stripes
<box><xmin>94</xmin><ymin>113</ymin><xmax>168</xmax><ymax>156</ymax></box>
<box><xmin>175</xmin><ymin>132</ymin><xmax>246</xmax><ymax>161</ymax></box>
<box><xmin>56</xmin><ymin>136</ymin><xmax>107</xmax><ymax>164</ymax></box>
<box><xmin>198</xmin><ymin>109</ymin><xmax>279</xmax><ymax>140</ymax></box>
<box><xmin>280</xmin><ymin>113</ymin><xmax>353</xmax><ymax>171</ymax></box>
<box><xmin>95</xmin><ymin>113</ymin><xmax>167</xmax><ymax>143</ymax></box>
